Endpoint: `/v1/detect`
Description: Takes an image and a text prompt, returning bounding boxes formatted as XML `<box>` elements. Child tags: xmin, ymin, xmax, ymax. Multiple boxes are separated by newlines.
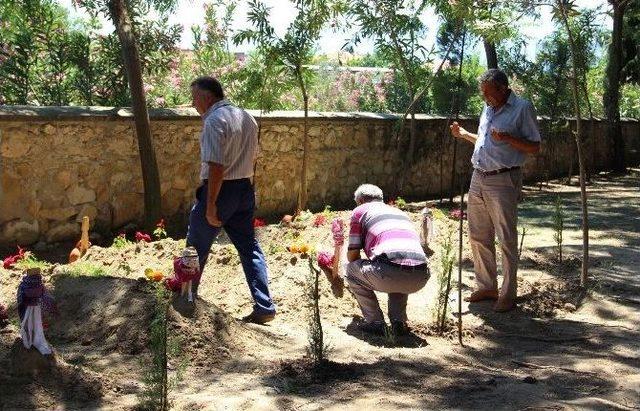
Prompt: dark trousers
<box><xmin>186</xmin><ymin>179</ymin><xmax>276</xmax><ymax>315</ymax></box>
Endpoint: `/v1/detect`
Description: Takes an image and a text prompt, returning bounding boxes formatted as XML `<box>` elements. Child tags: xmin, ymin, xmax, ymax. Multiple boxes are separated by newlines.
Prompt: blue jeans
<box><xmin>186</xmin><ymin>179</ymin><xmax>276</xmax><ymax>315</ymax></box>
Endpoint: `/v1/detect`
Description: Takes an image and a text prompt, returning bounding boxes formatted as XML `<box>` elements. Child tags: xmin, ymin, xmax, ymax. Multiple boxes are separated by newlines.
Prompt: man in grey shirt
<box><xmin>187</xmin><ymin>76</ymin><xmax>276</xmax><ymax>324</ymax></box>
<box><xmin>450</xmin><ymin>69</ymin><xmax>541</xmax><ymax>312</ymax></box>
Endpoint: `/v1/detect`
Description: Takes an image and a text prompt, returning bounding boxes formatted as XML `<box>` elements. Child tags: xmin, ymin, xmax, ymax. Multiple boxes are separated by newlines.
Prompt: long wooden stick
<box><xmin>458</xmin><ymin>176</ymin><xmax>465</xmax><ymax>346</ymax></box>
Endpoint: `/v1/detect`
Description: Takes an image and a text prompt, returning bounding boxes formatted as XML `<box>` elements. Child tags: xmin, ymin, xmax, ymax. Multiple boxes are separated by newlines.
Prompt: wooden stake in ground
<box><xmin>69</xmin><ymin>216</ymin><xmax>90</xmax><ymax>263</ymax></box>
<box><xmin>457</xmin><ymin>176</ymin><xmax>465</xmax><ymax>346</ymax></box>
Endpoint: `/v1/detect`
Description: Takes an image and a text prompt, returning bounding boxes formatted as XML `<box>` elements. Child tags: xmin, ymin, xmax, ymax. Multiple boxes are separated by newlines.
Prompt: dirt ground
<box><xmin>1</xmin><ymin>170</ymin><xmax>639</xmax><ymax>410</ymax></box>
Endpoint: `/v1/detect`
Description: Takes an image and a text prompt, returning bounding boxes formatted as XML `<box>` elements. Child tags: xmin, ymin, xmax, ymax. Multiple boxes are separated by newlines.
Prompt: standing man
<box><xmin>188</xmin><ymin>76</ymin><xmax>276</xmax><ymax>324</ymax></box>
<box><xmin>450</xmin><ymin>69</ymin><xmax>541</xmax><ymax>312</ymax></box>
<box><xmin>346</xmin><ymin>184</ymin><xmax>430</xmax><ymax>336</ymax></box>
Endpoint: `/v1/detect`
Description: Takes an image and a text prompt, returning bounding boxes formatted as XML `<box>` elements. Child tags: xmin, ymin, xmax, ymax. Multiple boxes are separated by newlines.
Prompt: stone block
<box><xmin>76</xmin><ymin>204</ymin><xmax>98</xmax><ymax>223</ymax></box>
<box><xmin>0</xmin><ymin>219</ymin><xmax>40</xmax><ymax>245</ymax></box>
<box><xmin>1</xmin><ymin>130</ymin><xmax>31</xmax><ymax>158</ymax></box>
<box><xmin>66</xmin><ymin>186</ymin><xmax>96</xmax><ymax>205</ymax></box>
<box><xmin>40</xmin><ymin>206</ymin><xmax>78</xmax><ymax>221</ymax></box>
<box><xmin>46</xmin><ymin>222</ymin><xmax>80</xmax><ymax>242</ymax></box>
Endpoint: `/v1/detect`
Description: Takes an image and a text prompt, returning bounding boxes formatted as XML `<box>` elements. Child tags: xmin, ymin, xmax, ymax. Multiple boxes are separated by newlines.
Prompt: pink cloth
<box><xmin>331</xmin><ymin>218</ymin><xmax>344</xmax><ymax>246</ymax></box>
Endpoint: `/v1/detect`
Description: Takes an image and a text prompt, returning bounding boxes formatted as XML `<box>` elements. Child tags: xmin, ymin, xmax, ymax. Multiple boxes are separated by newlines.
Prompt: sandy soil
<box><xmin>1</xmin><ymin>170</ymin><xmax>639</xmax><ymax>410</ymax></box>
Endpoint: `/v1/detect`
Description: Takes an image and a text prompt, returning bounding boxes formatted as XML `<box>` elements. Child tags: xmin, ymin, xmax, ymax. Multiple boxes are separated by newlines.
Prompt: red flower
<box><xmin>156</xmin><ymin>219</ymin><xmax>165</xmax><ymax>229</ymax></box>
<box><xmin>253</xmin><ymin>218</ymin><xmax>266</xmax><ymax>228</ymax></box>
<box><xmin>3</xmin><ymin>246</ymin><xmax>26</xmax><ymax>269</ymax></box>
<box><xmin>313</xmin><ymin>214</ymin><xmax>327</xmax><ymax>227</ymax></box>
<box><xmin>135</xmin><ymin>231</ymin><xmax>151</xmax><ymax>242</ymax></box>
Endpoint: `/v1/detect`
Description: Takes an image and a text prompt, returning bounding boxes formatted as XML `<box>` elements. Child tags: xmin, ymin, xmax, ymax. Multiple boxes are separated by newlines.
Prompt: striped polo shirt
<box><xmin>200</xmin><ymin>99</ymin><xmax>259</xmax><ymax>181</ymax></box>
<box><xmin>348</xmin><ymin>201</ymin><xmax>427</xmax><ymax>267</ymax></box>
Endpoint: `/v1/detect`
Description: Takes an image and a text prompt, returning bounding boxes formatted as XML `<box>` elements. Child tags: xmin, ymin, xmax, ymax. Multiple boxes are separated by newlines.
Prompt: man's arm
<box><xmin>450</xmin><ymin>121</ymin><xmax>478</xmax><ymax>144</ymax></box>
<box><xmin>491</xmin><ymin>130</ymin><xmax>540</xmax><ymax>154</ymax></box>
<box><xmin>206</xmin><ymin>163</ymin><xmax>224</xmax><ymax>227</ymax></box>
<box><xmin>347</xmin><ymin>249</ymin><xmax>361</xmax><ymax>262</ymax></box>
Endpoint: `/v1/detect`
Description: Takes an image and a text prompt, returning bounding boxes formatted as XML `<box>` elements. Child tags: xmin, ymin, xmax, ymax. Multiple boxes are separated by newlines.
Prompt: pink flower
<box><xmin>135</xmin><ymin>231</ymin><xmax>151</xmax><ymax>242</ymax></box>
<box><xmin>449</xmin><ymin>209</ymin><xmax>467</xmax><ymax>220</ymax></box>
<box><xmin>313</xmin><ymin>214</ymin><xmax>327</xmax><ymax>227</ymax></box>
<box><xmin>155</xmin><ymin>97</ymin><xmax>166</xmax><ymax>106</ymax></box>
<box><xmin>317</xmin><ymin>251</ymin><xmax>334</xmax><ymax>269</ymax></box>
<box><xmin>331</xmin><ymin>218</ymin><xmax>344</xmax><ymax>246</ymax></box>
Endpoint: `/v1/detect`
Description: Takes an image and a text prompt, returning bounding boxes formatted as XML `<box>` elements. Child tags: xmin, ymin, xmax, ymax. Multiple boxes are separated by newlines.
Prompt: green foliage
<box><xmin>431</xmin><ymin>56</ymin><xmax>484</xmax><ymax>116</ymax></box>
<box><xmin>0</xmin><ymin>0</ymin><xmax>181</xmax><ymax>106</ymax></box>
<box><xmin>63</xmin><ymin>262</ymin><xmax>108</xmax><ymax>277</ymax></box>
<box><xmin>14</xmin><ymin>254</ymin><xmax>51</xmax><ymax>271</ymax></box>
<box><xmin>112</xmin><ymin>233</ymin><xmax>133</xmax><ymax>248</ymax></box>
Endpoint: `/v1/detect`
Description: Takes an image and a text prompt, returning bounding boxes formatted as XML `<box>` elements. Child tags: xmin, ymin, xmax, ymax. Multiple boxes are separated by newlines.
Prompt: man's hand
<box><xmin>450</xmin><ymin>121</ymin><xmax>466</xmax><ymax>139</ymax></box>
<box><xmin>491</xmin><ymin>128</ymin><xmax>511</xmax><ymax>143</ymax></box>
<box><xmin>206</xmin><ymin>204</ymin><xmax>223</xmax><ymax>227</ymax></box>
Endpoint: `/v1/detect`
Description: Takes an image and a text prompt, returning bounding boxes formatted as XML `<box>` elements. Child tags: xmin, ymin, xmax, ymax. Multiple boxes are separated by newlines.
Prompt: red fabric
<box><xmin>135</xmin><ymin>232</ymin><xmax>152</xmax><ymax>242</ymax></box>
<box><xmin>3</xmin><ymin>246</ymin><xmax>26</xmax><ymax>269</ymax></box>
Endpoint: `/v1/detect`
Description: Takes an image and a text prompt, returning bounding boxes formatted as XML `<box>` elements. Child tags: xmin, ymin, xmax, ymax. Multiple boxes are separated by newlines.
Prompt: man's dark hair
<box><xmin>190</xmin><ymin>76</ymin><xmax>225</xmax><ymax>99</ymax></box>
<box><xmin>478</xmin><ymin>69</ymin><xmax>509</xmax><ymax>88</ymax></box>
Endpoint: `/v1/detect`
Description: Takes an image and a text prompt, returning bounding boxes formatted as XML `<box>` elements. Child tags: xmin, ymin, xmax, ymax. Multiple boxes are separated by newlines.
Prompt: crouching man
<box><xmin>346</xmin><ymin>184</ymin><xmax>430</xmax><ymax>336</ymax></box>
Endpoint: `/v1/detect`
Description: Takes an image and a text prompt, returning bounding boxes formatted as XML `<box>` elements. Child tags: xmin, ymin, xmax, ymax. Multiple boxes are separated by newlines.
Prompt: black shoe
<box><xmin>242</xmin><ymin>311</ymin><xmax>276</xmax><ymax>324</ymax></box>
<box><xmin>359</xmin><ymin>320</ymin><xmax>386</xmax><ymax>336</ymax></box>
<box><xmin>391</xmin><ymin>320</ymin><xmax>409</xmax><ymax>336</ymax></box>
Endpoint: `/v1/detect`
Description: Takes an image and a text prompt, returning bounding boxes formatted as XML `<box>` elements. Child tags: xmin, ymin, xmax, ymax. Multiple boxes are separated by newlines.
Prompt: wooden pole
<box><xmin>458</xmin><ymin>176</ymin><xmax>465</xmax><ymax>346</ymax></box>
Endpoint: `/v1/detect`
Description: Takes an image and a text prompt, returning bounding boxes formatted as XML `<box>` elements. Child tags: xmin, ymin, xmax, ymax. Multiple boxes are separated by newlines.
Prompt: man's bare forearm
<box><xmin>347</xmin><ymin>249</ymin><xmax>361</xmax><ymax>262</ymax></box>
<box><xmin>460</xmin><ymin>131</ymin><xmax>478</xmax><ymax>144</ymax></box>
<box><xmin>207</xmin><ymin>163</ymin><xmax>224</xmax><ymax>206</ymax></box>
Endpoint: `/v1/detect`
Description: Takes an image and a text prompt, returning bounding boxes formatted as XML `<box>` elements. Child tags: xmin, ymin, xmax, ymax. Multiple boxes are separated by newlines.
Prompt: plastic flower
<box><xmin>253</xmin><ymin>218</ymin><xmax>266</xmax><ymax>228</ymax></box>
<box><xmin>135</xmin><ymin>231</ymin><xmax>152</xmax><ymax>242</ymax></box>
<box><xmin>3</xmin><ymin>246</ymin><xmax>27</xmax><ymax>269</ymax></box>
<box><xmin>317</xmin><ymin>251</ymin><xmax>334</xmax><ymax>269</ymax></box>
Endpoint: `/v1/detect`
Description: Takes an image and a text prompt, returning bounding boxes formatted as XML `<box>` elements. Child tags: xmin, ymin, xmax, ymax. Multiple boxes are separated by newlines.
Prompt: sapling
<box><xmin>553</xmin><ymin>195</ymin><xmax>565</xmax><ymax>264</ymax></box>
<box><xmin>306</xmin><ymin>256</ymin><xmax>327</xmax><ymax>365</ymax></box>
<box><xmin>518</xmin><ymin>226</ymin><xmax>528</xmax><ymax>260</ymax></box>
<box><xmin>434</xmin><ymin>227</ymin><xmax>455</xmax><ymax>332</ymax></box>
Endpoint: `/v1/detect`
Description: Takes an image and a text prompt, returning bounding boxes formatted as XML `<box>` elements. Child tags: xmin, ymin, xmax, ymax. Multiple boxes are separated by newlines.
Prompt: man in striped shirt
<box><xmin>187</xmin><ymin>76</ymin><xmax>276</xmax><ymax>324</ymax></box>
<box><xmin>346</xmin><ymin>184</ymin><xmax>430</xmax><ymax>336</ymax></box>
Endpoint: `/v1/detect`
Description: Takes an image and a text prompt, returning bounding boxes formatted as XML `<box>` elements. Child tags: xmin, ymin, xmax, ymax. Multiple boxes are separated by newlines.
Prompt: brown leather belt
<box><xmin>476</xmin><ymin>166</ymin><xmax>520</xmax><ymax>176</ymax></box>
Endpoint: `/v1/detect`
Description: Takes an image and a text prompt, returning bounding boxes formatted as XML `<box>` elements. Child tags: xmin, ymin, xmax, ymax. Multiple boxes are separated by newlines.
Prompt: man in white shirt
<box><xmin>187</xmin><ymin>76</ymin><xmax>276</xmax><ymax>324</ymax></box>
<box><xmin>450</xmin><ymin>69</ymin><xmax>541</xmax><ymax>312</ymax></box>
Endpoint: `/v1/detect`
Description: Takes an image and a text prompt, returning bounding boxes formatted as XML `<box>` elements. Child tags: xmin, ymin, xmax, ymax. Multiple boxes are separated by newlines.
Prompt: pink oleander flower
<box><xmin>317</xmin><ymin>251</ymin><xmax>334</xmax><ymax>269</ymax></box>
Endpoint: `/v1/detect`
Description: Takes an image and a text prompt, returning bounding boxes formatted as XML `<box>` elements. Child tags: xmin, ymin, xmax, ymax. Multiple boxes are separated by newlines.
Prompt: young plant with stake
<box><xmin>553</xmin><ymin>195</ymin><xmax>565</xmax><ymax>265</ymax></box>
<box><xmin>306</xmin><ymin>255</ymin><xmax>327</xmax><ymax>365</ymax></box>
<box><xmin>434</xmin><ymin>227</ymin><xmax>456</xmax><ymax>333</ymax></box>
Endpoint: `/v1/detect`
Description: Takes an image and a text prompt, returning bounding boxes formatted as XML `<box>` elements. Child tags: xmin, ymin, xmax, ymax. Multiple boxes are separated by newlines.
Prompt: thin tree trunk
<box><xmin>604</xmin><ymin>0</ymin><xmax>626</xmax><ymax>173</ymax></box>
<box><xmin>483</xmin><ymin>39</ymin><xmax>498</xmax><ymax>69</ymax></box>
<box><xmin>296</xmin><ymin>68</ymin><xmax>309</xmax><ymax>212</ymax></box>
<box><xmin>559</xmin><ymin>1</ymin><xmax>589</xmax><ymax>286</ymax></box>
<box><xmin>108</xmin><ymin>0</ymin><xmax>162</xmax><ymax>230</ymax></box>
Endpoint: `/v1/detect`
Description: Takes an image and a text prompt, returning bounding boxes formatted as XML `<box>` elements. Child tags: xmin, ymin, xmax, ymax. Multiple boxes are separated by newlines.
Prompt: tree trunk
<box><xmin>603</xmin><ymin>1</ymin><xmax>626</xmax><ymax>173</ymax></box>
<box><xmin>108</xmin><ymin>0</ymin><xmax>162</xmax><ymax>230</ymax></box>
<box><xmin>296</xmin><ymin>68</ymin><xmax>309</xmax><ymax>212</ymax></box>
<box><xmin>483</xmin><ymin>39</ymin><xmax>498</xmax><ymax>69</ymax></box>
<box><xmin>559</xmin><ymin>1</ymin><xmax>589</xmax><ymax>286</ymax></box>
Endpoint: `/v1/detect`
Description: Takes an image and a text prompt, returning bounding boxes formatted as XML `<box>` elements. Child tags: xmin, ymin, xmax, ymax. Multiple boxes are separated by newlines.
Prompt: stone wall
<box><xmin>0</xmin><ymin>106</ymin><xmax>638</xmax><ymax>246</ymax></box>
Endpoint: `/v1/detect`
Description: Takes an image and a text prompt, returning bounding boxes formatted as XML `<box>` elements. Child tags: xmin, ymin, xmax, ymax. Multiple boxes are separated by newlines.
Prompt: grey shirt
<box><xmin>200</xmin><ymin>99</ymin><xmax>259</xmax><ymax>181</ymax></box>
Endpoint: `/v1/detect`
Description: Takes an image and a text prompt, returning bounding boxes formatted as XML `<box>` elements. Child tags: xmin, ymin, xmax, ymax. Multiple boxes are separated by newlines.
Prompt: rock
<box><xmin>0</xmin><ymin>219</ymin><xmax>40</xmax><ymax>245</ymax></box>
<box><xmin>76</xmin><ymin>204</ymin><xmax>98</xmax><ymax>223</ymax></box>
<box><xmin>1</xmin><ymin>130</ymin><xmax>31</xmax><ymax>158</ymax></box>
<box><xmin>40</xmin><ymin>206</ymin><xmax>78</xmax><ymax>221</ymax></box>
<box><xmin>56</xmin><ymin>170</ymin><xmax>75</xmax><ymax>189</ymax></box>
<box><xmin>563</xmin><ymin>303</ymin><xmax>576</xmax><ymax>312</ymax></box>
<box><xmin>46</xmin><ymin>222</ymin><xmax>80</xmax><ymax>242</ymax></box>
<box><xmin>66</xmin><ymin>185</ymin><xmax>96</xmax><ymax>205</ymax></box>
<box><xmin>43</xmin><ymin>124</ymin><xmax>56</xmax><ymax>135</ymax></box>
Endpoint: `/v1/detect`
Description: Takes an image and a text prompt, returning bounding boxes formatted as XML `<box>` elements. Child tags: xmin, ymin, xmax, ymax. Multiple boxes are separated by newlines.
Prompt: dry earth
<box><xmin>1</xmin><ymin>170</ymin><xmax>639</xmax><ymax>410</ymax></box>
